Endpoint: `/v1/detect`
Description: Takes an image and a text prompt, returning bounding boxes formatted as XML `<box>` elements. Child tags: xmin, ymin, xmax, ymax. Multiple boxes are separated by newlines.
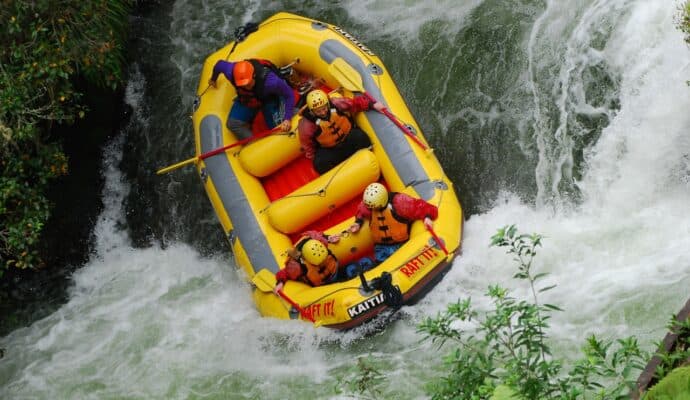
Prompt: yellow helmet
<box><xmin>301</xmin><ymin>239</ymin><xmax>328</xmax><ymax>265</ymax></box>
<box><xmin>306</xmin><ymin>90</ymin><xmax>329</xmax><ymax>111</ymax></box>
<box><xmin>363</xmin><ymin>182</ymin><xmax>388</xmax><ymax>209</ymax></box>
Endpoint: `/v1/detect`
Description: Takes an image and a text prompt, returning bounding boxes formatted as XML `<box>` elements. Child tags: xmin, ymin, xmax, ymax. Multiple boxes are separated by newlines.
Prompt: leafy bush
<box><xmin>680</xmin><ymin>1</ymin><xmax>690</xmax><ymax>44</ymax></box>
<box><xmin>646</xmin><ymin>366</ymin><xmax>690</xmax><ymax>400</ymax></box>
<box><xmin>0</xmin><ymin>0</ymin><xmax>132</xmax><ymax>274</ymax></box>
<box><xmin>418</xmin><ymin>225</ymin><xmax>649</xmax><ymax>399</ymax></box>
<box><xmin>334</xmin><ymin>356</ymin><xmax>386</xmax><ymax>399</ymax></box>
<box><xmin>651</xmin><ymin>317</ymin><xmax>690</xmax><ymax>387</ymax></box>
<box><xmin>336</xmin><ymin>226</ymin><xmax>686</xmax><ymax>398</ymax></box>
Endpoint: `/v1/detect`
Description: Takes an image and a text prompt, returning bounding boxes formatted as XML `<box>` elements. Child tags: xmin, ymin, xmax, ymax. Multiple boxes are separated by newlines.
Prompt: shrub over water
<box><xmin>339</xmin><ymin>226</ymin><xmax>687</xmax><ymax>399</ymax></box>
<box><xmin>418</xmin><ymin>225</ymin><xmax>650</xmax><ymax>399</ymax></box>
<box><xmin>0</xmin><ymin>1</ymin><xmax>132</xmax><ymax>275</ymax></box>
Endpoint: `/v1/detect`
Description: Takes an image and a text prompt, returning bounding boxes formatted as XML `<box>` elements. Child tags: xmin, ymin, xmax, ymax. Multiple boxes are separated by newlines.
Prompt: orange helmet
<box><xmin>233</xmin><ymin>61</ymin><xmax>254</xmax><ymax>86</ymax></box>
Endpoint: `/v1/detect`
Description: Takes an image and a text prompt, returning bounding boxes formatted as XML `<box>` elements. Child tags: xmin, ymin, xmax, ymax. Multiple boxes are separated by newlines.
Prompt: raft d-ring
<box><xmin>368</xmin><ymin>63</ymin><xmax>383</xmax><ymax>75</ymax></box>
<box><xmin>317</xmin><ymin>189</ymin><xmax>326</xmax><ymax>197</ymax></box>
<box><xmin>434</xmin><ymin>180</ymin><xmax>448</xmax><ymax>190</ymax></box>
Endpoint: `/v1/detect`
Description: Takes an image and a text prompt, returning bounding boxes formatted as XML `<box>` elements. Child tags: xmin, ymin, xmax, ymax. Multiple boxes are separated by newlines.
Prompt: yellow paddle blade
<box><xmin>328</xmin><ymin>58</ymin><xmax>365</xmax><ymax>93</ymax></box>
<box><xmin>155</xmin><ymin>156</ymin><xmax>198</xmax><ymax>175</ymax></box>
<box><xmin>251</xmin><ymin>269</ymin><xmax>276</xmax><ymax>292</ymax></box>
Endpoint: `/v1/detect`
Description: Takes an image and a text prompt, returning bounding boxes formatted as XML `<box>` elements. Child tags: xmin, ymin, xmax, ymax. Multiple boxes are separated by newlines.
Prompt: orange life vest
<box><xmin>305</xmin><ymin>108</ymin><xmax>354</xmax><ymax>148</ymax></box>
<box><xmin>301</xmin><ymin>253</ymin><xmax>339</xmax><ymax>286</ymax></box>
<box><xmin>370</xmin><ymin>201</ymin><xmax>411</xmax><ymax>244</ymax></box>
<box><xmin>293</xmin><ymin>236</ymin><xmax>339</xmax><ymax>286</ymax></box>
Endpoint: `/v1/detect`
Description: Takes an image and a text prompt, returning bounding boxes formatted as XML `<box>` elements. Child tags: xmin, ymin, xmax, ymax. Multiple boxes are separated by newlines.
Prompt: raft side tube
<box><xmin>238</xmin><ymin>132</ymin><xmax>303</xmax><ymax>178</ymax></box>
<box><xmin>266</xmin><ymin>149</ymin><xmax>380</xmax><ymax>234</ymax></box>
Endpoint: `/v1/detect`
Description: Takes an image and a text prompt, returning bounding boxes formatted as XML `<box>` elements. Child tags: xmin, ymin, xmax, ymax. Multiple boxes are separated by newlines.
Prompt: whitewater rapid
<box><xmin>2</xmin><ymin>1</ymin><xmax>689</xmax><ymax>398</ymax></box>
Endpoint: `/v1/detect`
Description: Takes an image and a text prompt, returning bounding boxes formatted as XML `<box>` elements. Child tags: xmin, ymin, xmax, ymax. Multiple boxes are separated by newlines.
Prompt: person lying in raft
<box><xmin>343</xmin><ymin>182</ymin><xmax>439</xmax><ymax>278</ymax></box>
<box><xmin>298</xmin><ymin>89</ymin><xmax>385</xmax><ymax>174</ymax></box>
<box><xmin>273</xmin><ymin>230</ymin><xmax>343</xmax><ymax>293</ymax></box>
<box><xmin>208</xmin><ymin>59</ymin><xmax>295</xmax><ymax>139</ymax></box>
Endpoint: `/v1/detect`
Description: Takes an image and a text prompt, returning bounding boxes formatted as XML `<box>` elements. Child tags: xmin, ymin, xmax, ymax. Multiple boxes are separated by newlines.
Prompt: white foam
<box><xmin>2</xmin><ymin>1</ymin><xmax>689</xmax><ymax>397</ymax></box>
<box><xmin>342</xmin><ymin>0</ymin><xmax>484</xmax><ymax>43</ymax></box>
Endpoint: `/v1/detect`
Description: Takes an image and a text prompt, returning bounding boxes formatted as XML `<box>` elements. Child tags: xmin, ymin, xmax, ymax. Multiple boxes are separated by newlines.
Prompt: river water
<box><xmin>1</xmin><ymin>0</ymin><xmax>689</xmax><ymax>398</ymax></box>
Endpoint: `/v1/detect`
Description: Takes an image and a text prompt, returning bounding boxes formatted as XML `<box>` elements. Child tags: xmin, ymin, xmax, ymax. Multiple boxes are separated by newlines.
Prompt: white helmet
<box><xmin>363</xmin><ymin>183</ymin><xmax>388</xmax><ymax>209</ymax></box>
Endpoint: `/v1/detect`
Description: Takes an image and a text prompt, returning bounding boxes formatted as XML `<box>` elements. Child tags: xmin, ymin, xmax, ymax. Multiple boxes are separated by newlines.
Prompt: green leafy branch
<box><xmin>419</xmin><ymin>225</ymin><xmax>649</xmax><ymax>399</ymax></box>
<box><xmin>0</xmin><ymin>0</ymin><xmax>132</xmax><ymax>273</ymax></box>
<box><xmin>334</xmin><ymin>356</ymin><xmax>386</xmax><ymax>399</ymax></box>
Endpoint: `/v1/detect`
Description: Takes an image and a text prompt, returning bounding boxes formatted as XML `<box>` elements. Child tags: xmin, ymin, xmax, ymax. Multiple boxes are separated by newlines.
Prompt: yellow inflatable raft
<box><xmin>192</xmin><ymin>12</ymin><xmax>463</xmax><ymax>329</ymax></box>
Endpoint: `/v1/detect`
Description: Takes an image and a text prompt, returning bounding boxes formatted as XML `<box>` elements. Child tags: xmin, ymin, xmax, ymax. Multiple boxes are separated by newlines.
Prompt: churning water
<box><xmin>1</xmin><ymin>0</ymin><xmax>689</xmax><ymax>398</ymax></box>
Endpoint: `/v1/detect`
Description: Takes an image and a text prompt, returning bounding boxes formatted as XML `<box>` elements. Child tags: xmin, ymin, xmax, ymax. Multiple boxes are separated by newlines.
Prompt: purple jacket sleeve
<box><xmin>211</xmin><ymin>60</ymin><xmax>234</xmax><ymax>82</ymax></box>
<box><xmin>263</xmin><ymin>72</ymin><xmax>296</xmax><ymax>120</ymax></box>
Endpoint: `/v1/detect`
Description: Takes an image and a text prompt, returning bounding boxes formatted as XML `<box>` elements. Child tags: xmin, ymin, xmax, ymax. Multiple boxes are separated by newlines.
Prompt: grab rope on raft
<box><xmin>258</xmin><ymin>147</ymin><xmax>371</xmax><ymax>215</ymax></box>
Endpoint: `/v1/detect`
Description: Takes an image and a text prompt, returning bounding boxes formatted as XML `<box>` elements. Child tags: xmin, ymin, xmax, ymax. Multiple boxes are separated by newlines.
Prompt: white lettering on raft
<box><xmin>332</xmin><ymin>26</ymin><xmax>376</xmax><ymax>56</ymax></box>
<box><xmin>347</xmin><ymin>293</ymin><xmax>385</xmax><ymax>318</ymax></box>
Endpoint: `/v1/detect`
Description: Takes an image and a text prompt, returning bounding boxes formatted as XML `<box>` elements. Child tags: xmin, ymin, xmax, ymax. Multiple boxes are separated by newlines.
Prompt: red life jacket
<box><xmin>369</xmin><ymin>193</ymin><xmax>411</xmax><ymax>244</ymax></box>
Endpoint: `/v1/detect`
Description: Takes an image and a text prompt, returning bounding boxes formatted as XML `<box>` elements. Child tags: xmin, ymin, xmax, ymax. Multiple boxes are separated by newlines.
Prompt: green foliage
<box><xmin>0</xmin><ymin>0</ymin><xmax>132</xmax><ymax>272</ymax></box>
<box><xmin>653</xmin><ymin>318</ymin><xmax>690</xmax><ymax>381</ymax></box>
<box><xmin>418</xmin><ymin>225</ymin><xmax>649</xmax><ymax>400</ymax></box>
<box><xmin>0</xmin><ymin>144</ymin><xmax>67</xmax><ymax>271</ymax></box>
<box><xmin>334</xmin><ymin>356</ymin><xmax>386</xmax><ymax>399</ymax></box>
<box><xmin>682</xmin><ymin>1</ymin><xmax>690</xmax><ymax>44</ymax></box>
<box><xmin>678</xmin><ymin>0</ymin><xmax>690</xmax><ymax>86</ymax></box>
<box><xmin>645</xmin><ymin>366</ymin><xmax>690</xmax><ymax>400</ymax></box>
<box><xmin>336</xmin><ymin>226</ymin><xmax>684</xmax><ymax>399</ymax></box>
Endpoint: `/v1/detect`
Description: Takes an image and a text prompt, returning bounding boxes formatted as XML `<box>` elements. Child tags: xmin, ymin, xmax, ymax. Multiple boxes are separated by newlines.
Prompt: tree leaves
<box><xmin>0</xmin><ymin>0</ymin><xmax>132</xmax><ymax>271</ymax></box>
<box><xmin>419</xmin><ymin>226</ymin><xmax>650</xmax><ymax>399</ymax></box>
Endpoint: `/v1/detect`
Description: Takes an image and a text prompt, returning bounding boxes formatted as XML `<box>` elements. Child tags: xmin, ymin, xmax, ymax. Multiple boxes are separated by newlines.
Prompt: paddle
<box><xmin>328</xmin><ymin>58</ymin><xmax>430</xmax><ymax>152</ymax></box>
<box><xmin>251</xmin><ymin>269</ymin><xmax>316</xmax><ymax>324</ymax></box>
<box><xmin>156</xmin><ymin>127</ymin><xmax>279</xmax><ymax>175</ymax></box>
<box><xmin>426</xmin><ymin>224</ymin><xmax>450</xmax><ymax>257</ymax></box>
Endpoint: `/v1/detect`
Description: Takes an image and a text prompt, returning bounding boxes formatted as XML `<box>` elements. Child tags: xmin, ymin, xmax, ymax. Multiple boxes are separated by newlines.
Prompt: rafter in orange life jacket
<box><xmin>293</xmin><ymin>236</ymin><xmax>339</xmax><ymax>286</ymax></box>
<box><xmin>369</xmin><ymin>193</ymin><xmax>412</xmax><ymax>244</ymax></box>
<box><xmin>303</xmin><ymin>107</ymin><xmax>354</xmax><ymax>147</ymax></box>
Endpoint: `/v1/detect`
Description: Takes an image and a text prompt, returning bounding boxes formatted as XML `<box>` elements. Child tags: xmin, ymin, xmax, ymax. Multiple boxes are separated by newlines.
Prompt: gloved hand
<box><xmin>278</xmin><ymin>119</ymin><xmax>291</xmax><ymax>132</ymax></box>
<box><xmin>273</xmin><ymin>281</ymin><xmax>284</xmax><ymax>295</ymax></box>
<box><xmin>348</xmin><ymin>222</ymin><xmax>361</xmax><ymax>233</ymax></box>
<box><xmin>327</xmin><ymin>234</ymin><xmax>340</xmax><ymax>243</ymax></box>
<box><xmin>286</xmin><ymin>247</ymin><xmax>300</xmax><ymax>259</ymax></box>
